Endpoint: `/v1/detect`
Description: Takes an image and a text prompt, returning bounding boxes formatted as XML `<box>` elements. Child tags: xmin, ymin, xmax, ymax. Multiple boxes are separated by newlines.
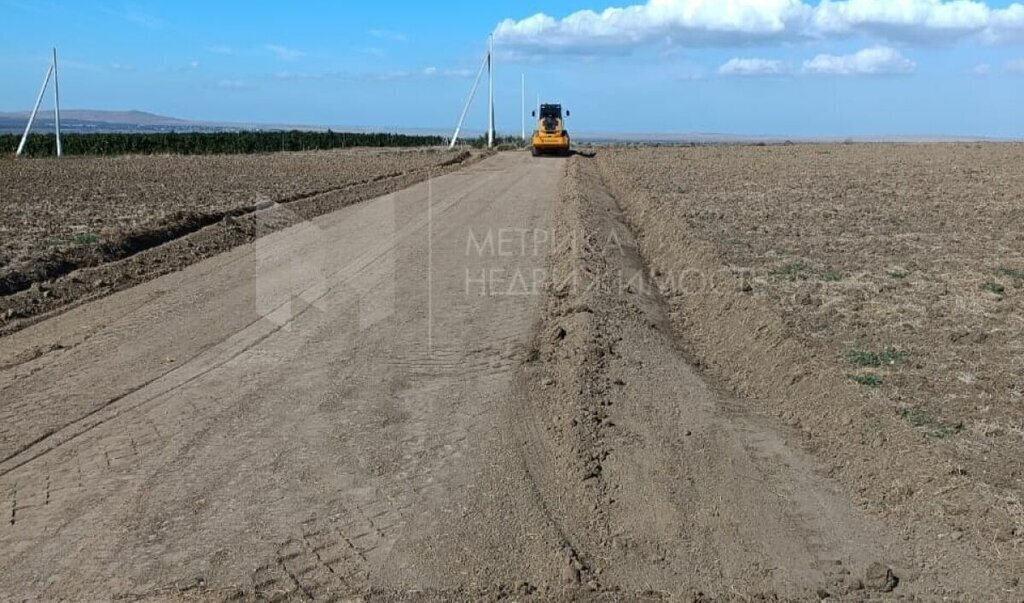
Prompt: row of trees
<box><xmin>2</xmin><ymin>130</ymin><xmax>452</xmax><ymax>157</ymax></box>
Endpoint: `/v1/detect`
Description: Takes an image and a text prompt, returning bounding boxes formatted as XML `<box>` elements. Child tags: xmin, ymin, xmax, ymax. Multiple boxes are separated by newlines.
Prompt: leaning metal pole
<box><xmin>16</xmin><ymin>60</ymin><xmax>55</xmax><ymax>157</ymax></box>
<box><xmin>448</xmin><ymin>50</ymin><xmax>489</xmax><ymax>150</ymax></box>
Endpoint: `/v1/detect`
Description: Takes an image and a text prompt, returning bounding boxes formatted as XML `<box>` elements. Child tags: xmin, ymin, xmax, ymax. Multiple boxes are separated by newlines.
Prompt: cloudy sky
<box><xmin>2</xmin><ymin>0</ymin><xmax>1023</xmax><ymax>137</ymax></box>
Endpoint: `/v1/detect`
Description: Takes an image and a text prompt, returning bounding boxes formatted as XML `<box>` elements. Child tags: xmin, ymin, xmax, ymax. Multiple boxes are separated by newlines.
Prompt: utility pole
<box><xmin>448</xmin><ymin>50</ymin><xmax>489</xmax><ymax>149</ymax></box>
<box><xmin>521</xmin><ymin>73</ymin><xmax>525</xmax><ymax>141</ymax></box>
<box><xmin>16</xmin><ymin>49</ymin><xmax>62</xmax><ymax>158</ymax></box>
<box><xmin>448</xmin><ymin>35</ymin><xmax>500</xmax><ymax>150</ymax></box>
<box><xmin>53</xmin><ymin>48</ymin><xmax>62</xmax><ymax>157</ymax></box>
<box><xmin>487</xmin><ymin>35</ymin><xmax>494</xmax><ymax>149</ymax></box>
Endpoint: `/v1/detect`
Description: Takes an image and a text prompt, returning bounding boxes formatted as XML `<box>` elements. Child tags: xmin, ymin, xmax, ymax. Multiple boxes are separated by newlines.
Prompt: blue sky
<box><xmin>2</xmin><ymin>0</ymin><xmax>1023</xmax><ymax>137</ymax></box>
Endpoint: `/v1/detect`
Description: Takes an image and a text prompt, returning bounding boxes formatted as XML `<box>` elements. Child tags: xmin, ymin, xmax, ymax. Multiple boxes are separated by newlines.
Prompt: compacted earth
<box><xmin>0</xmin><ymin>145</ymin><xmax>1021</xmax><ymax>601</ymax></box>
<box><xmin>0</xmin><ymin>148</ymin><xmax>481</xmax><ymax>334</ymax></box>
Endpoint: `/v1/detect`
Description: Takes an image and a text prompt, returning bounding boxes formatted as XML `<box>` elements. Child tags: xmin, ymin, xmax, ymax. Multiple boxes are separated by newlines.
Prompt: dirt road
<box><xmin>0</xmin><ymin>152</ymin><xmax>993</xmax><ymax>600</ymax></box>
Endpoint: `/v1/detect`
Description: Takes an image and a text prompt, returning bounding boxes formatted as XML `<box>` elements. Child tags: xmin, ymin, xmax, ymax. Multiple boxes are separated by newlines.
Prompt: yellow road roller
<box><xmin>531</xmin><ymin>104</ymin><xmax>571</xmax><ymax>156</ymax></box>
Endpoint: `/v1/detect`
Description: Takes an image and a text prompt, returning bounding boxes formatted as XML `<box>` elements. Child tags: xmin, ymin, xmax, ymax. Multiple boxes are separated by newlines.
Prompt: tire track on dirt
<box><xmin>3</xmin><ymin>183</ymin><xmax>510</xmax><ymax>562</ymax></box>
<box><xmin>0</xmin><ymin>151</ymin><xmax>475</xmax><ymax>300</ymax></box>
<box><xmin>1</xmin><ymin>153</ymin><xmax>570</xmax><ymax>600</ymax></box>
<box><xmin>0</xmin><ymin>313</ymin><xmax>281</xmax><ymax>478</ymax></box>
<box><xmin>247</xmin><ymin>343</ymin><xmax>529</xmax><ymax>598</ymax></box>
<box><xmin>226</xmin><ymin>158</ymin><xmax>554</xmax><ymax>600</ymax></box>
<box><xmin>0</xmin><ymin>164</ymin><xmax>503</xmax><ymax>478</ymax></box>
<box><xmin>0</xmin><ymin>150</ymin><xmax>484</xmax><ymax>338</ymax></box>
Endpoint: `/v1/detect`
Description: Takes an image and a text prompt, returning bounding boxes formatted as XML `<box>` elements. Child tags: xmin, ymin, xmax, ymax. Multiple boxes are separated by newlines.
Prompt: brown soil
<box><xmin>513</xmin><ymin>156</ymin><xmax>921</xmax><ymax>600</ymax></box>
<box><xmin>596</xmin><ymin>144</ymin><xmax>1024</xmax><ymax>598</ymax></box>
<box><xmin>2</xmin><ymin>148</ymin><xmax>1021</xmax><ymax>600</ymax></box>
<box><xmin>0</xmin><ymin>148</ymin><xmax>482</xmax><ymax>335</ymax></box>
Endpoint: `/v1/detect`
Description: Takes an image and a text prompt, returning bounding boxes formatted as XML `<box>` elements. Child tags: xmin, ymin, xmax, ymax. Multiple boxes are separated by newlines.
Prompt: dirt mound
<box><xmin>595</xmin><ymin>145</ymin><xmax>1024</xmax><ymax>599</ymax></box>
<box><xmin>506</xmin><ymin>155</ymin><xmax>992</xmax><ymax>599</ymax></box>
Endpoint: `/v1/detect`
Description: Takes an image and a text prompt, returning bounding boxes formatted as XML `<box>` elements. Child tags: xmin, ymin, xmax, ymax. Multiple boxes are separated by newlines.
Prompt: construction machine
<box><xmin>531</xmin><ymin>104</ymin><xmax>571</xmax><ymax>156</ymax></box>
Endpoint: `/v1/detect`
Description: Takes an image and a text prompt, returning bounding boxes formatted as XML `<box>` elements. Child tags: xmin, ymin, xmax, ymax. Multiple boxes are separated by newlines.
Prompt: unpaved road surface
<box><xmin>0</xmin><ymin>148</ymin><xmax>482</xmax><ymax>333</ymax></box>
<box><xmin>0</xmin><ymin>152</ymin><xmax>1004</xmax><ymax>600</ymax></box>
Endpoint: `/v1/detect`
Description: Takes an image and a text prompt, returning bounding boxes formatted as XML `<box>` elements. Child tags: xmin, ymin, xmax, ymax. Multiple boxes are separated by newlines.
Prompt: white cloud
<box><xmin>809</xmin><ymin>0</ymin><xmax>991</xmax><ymax>42</ymax></box>
<box><xmin>802</xmin><ymin>46</ymin><xmax>917</xmax><ymax>74</ymax></box>
<box><xmin>718</xmin><ymin>57</ymin><xmax>788</xmax><ymax>76</ymax></box>
<box><xmin>495</xmin><ymin>1</ymin><xmax>809</xmax><ymax>52</ymax></box>
<box><xmin>985</xmin><ymin>4</ymin><xmax>1024</xmax><ymax>42</ymax></box>
<box><xmin>971</xmin><ymin>62</ymin><xmax>992</xmax><ymax>74</ymax></box>
<box><xmin>265</xmin><ymin>44</ymin><xmax>306</xmax><ymax>61</ymax></box>
<box><xmin>494</xmin><ymin>0</ymin><xmax>1024</xmax><ymax>53</ymax></box>
<box><xmin>1008</xmin><ymin>57</ymin><xmax>1024</xmax><ymax>72</ymax></box>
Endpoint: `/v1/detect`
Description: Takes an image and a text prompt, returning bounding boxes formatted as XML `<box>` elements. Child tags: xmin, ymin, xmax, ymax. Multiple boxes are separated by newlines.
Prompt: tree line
<box><xmin>2</xmin><ymin>130</ymin><xmax>454</xmax><ymax>157</ymax></box>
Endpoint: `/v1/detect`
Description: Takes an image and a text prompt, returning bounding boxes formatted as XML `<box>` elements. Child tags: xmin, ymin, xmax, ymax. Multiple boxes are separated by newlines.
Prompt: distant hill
<box><xmin>2</xmin><ymin>109</ymin><xmax>192</xmax><ymax>126</ymax></box>
<box><xmin>0</xmin><ymin>110</ymin><xmax>236</xmax><ymax>134</ymax></box>
<box><xmin>0</xmin><ymin>109</ymin><xmax>460</xmax><ymax>137</ymax></box>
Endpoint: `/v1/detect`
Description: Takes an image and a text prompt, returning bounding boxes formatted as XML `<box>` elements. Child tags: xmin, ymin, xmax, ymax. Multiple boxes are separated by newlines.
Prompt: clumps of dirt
<box><xmin>595</xmin><ymin>144</ymin><xmax>1024</xmax><ymax>598</ymax></box>
<box><xmin>517</xmin><ymin>156</ymin><xmax>921</xmax><ymax>599</ymax></box>
<box><xmin>516</xmin><ymin>152</ymin><xmax>962</xmax><ymax>593</ymax></box>
<box><xmin>0</xmin><ymin>149</ymin><xmax>484</xmax><ymax>335</ymax></box>
<box><xmin>0</xmin><ymin>210</ymin><xmax>229</xmax><ymax>297</ymax></box>
<box><xmin>864</xmin><ymin>561</ymin><xmax>900</xmax><ymax>593</ymax></box>
<box><xmin>514</xmin><ymin>157</ymin><xmax>621</xmax><ymax>595</ymax></box>
<box><xmin>597</xmin><ymin>144</ymin><xmax>1024</xmax><ymax>452</ymax></box>
<box><xmin>437</xmin><ymin>150</ymin><xmax>473</xmax><ymax>167</ymax></box>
